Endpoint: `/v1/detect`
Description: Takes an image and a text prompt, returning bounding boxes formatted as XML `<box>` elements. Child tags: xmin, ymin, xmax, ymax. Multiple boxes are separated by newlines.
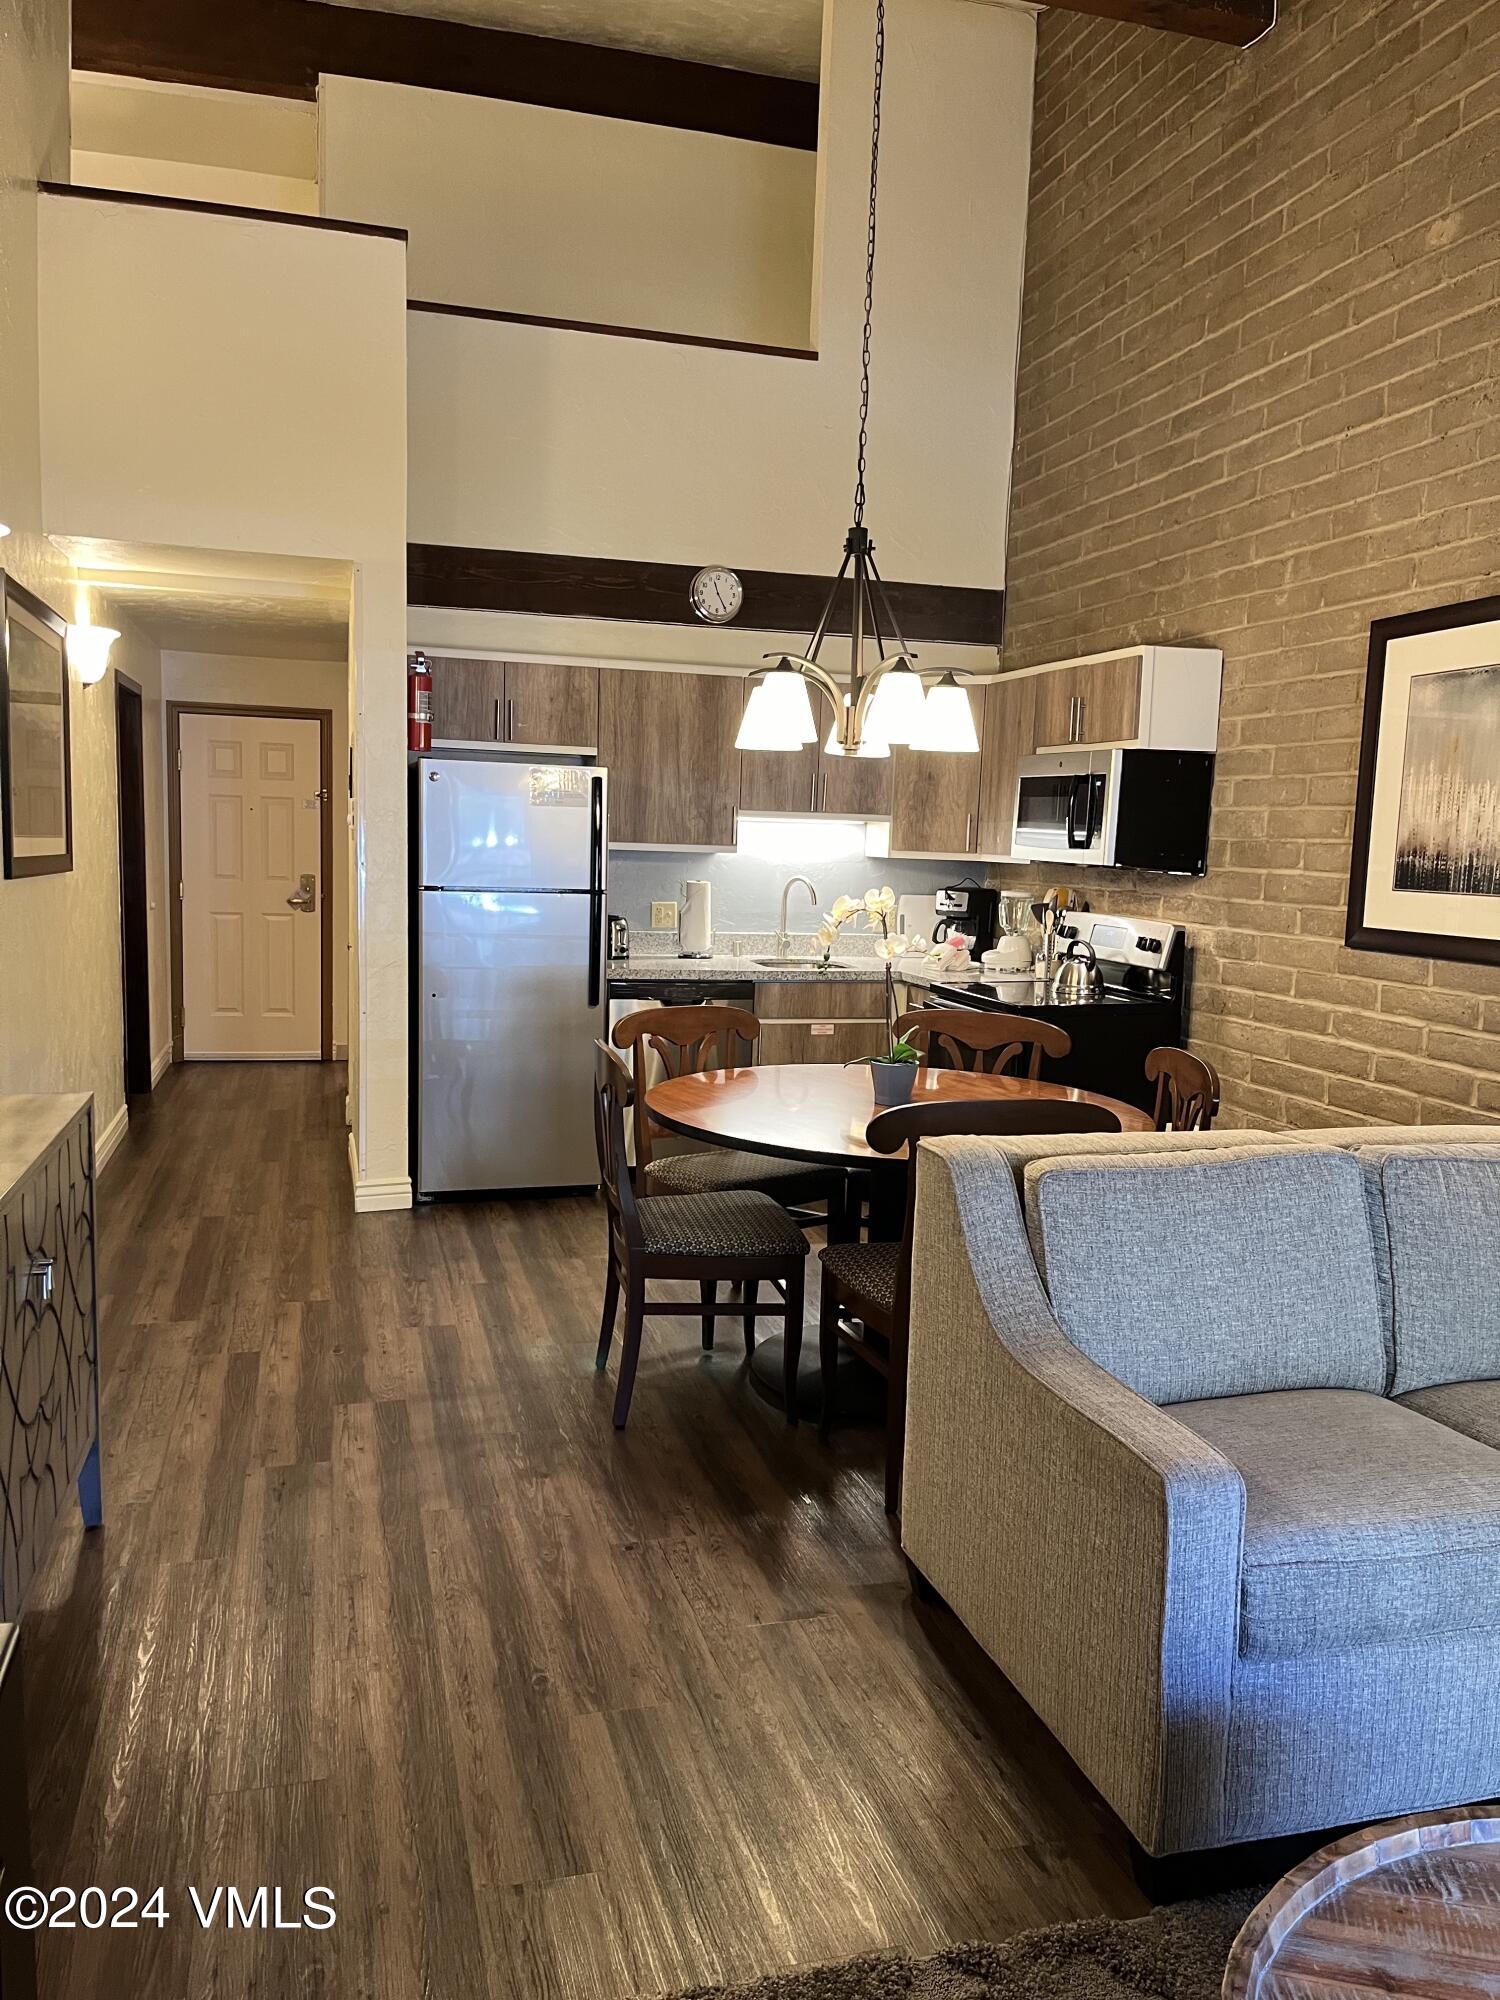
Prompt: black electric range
<box><xmin>924</xmin><ymin>912</ymin><xmax>1184</xmax><ymax>1113</ymax></box>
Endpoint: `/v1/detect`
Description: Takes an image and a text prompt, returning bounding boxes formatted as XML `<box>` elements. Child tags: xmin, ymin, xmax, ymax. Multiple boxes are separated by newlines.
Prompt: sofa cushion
<box><xmin>1172</xmin><ymin>1389</ymin><xmax>1500</xmax><ymax>1661</ymax></box>
<box><xmin>1025</xmin><ymin>1147</ymin><xmax>1385</xmax><ymax>1405</ymax></box>
<box><xmin>1400</xmin><ymin>1379</ymin><xmax>1500</xmax><ymax>1452</ymax></box>
<box><xmin>1355</xmin><ymin>1145</ymin><xmax>1500</xmax><ymax>1395</ymax></box>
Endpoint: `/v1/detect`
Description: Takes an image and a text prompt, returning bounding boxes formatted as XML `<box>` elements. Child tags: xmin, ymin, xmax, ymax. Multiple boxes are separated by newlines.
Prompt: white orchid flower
<box><xmin>863</xmin><ymin>885</ymin><xmax>896</xmax><ymax>913</ymax></box>
<box><xmin>815</xmin><ymin>918</ymin><xmax>841</xmax><ymax>948</ymax></box>
<box><xmin>829</xmin><ymin>894</ymin><xmax>861</xmax><ymax>921</ymax></box>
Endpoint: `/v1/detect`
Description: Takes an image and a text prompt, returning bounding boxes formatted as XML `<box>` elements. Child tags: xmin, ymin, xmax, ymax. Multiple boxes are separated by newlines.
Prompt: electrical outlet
<box><xmin>651</xmin><ymin>900</ymin><xmax>679</xmax><ymax>930</ymax></box>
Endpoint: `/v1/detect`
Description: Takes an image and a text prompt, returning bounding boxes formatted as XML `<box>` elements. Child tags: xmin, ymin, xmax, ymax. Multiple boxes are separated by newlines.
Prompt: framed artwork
<box><xmin>0</xmin><ymin>572</ymin><xmax>73</xmax><ymax>879</ymax></box>
<box><xmin>1347</xmin><ymin>593</ymin><xmax>1500</xmax><ymax>967</ymax></box>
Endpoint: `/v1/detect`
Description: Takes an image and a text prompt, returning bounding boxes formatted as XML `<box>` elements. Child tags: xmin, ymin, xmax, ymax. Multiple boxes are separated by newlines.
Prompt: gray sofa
<box><xmin>900</xmin><ymin>1123</ymin><xmax>1500</xmax><ymax>1857</ymax></box>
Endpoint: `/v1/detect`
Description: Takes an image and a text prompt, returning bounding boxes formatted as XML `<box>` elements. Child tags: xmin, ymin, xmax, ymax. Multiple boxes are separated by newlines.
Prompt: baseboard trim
<box><xmin>348</xmin><ymin>1132</ymin><xmax>413</xmax><ymax>1212</ymax></box>
<box><xmin>151</xmin><ymin>1044</ymin><xmax>174</xmax><ymax>1085</ymax></box>
<box><xmin>95</xmin><ymin>1102</ymin><xmax>130</xmax><ymax>1172</ymax></box>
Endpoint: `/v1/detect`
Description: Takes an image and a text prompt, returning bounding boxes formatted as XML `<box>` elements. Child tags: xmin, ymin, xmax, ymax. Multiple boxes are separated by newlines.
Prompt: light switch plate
<box><xmin>651</xmin><ymin>900</ymin><xmax>679</xmax><ymax>929</ymax></box>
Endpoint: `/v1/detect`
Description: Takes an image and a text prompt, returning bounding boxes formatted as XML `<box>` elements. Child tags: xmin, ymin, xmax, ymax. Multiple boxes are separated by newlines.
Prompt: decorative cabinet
<box><xmin>754</xmin><ymin>981</ymin><xmax>888</xmax><ymax>1064</ymax></box>
<box><xmin>0</xmin><ymin>1095</ymin><xmax>102</xmax><ymax>1620</ymax></box>
<box><xmin>600</xmin><ymin>668</ymin><xmax>743</xmax><ymax>847</ymax></box>
<box><xmin>426</xmin><ymin>657</ymin><xmax>599</xmax><ymax>749</ymax></box>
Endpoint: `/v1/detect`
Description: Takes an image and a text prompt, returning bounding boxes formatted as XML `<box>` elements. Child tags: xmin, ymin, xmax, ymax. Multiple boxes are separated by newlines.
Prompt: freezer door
<box><xmin>419</xmin><ymin>758</ymin><xmax>600</xmax><ymax>892</ymax></box>
<box><xmin>419</xmin><ymin>889</ymin><xmax>604</xmax><ymax>1193</ymax></box>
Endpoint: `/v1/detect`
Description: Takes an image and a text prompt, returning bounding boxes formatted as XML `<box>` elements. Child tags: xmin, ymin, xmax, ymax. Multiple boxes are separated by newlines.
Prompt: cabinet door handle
<box><xmin>505</xmin><ymin>696</ymin><xmax>514</xmax><ymax>740</ymax></box>
<box><xmin>965</xmin><ymin>810</ymin><xmax>974</xmax><ymax>851</ymax></box>
<box><xmin>1076</xmin><ymin>695</ymin><xmax>1086</xmax><ymax>743</ymax></box>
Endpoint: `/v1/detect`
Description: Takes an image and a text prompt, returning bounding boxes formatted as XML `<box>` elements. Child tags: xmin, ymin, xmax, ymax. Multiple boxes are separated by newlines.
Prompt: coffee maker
<box><xmin>933</xmin><ymin>882</ymin><xmax>1000</xmax><ymax>956</ymax></box>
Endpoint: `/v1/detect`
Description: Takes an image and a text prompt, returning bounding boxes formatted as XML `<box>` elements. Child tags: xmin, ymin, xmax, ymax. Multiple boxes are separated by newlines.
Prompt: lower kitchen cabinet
<box><xmin>600</xmin><ymin>668</ymin><xmax>742</xmax><ymax>846</ymax></box>
<box><xmin>754</xmin><ymin>980</ymin><xmax>888</xmax><ymax>1065</ymax></box>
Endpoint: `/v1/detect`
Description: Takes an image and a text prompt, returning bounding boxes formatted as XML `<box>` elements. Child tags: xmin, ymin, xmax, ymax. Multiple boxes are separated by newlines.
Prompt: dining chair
<box><xmin>593</xmin><ymin>1042</ymin><xmax>809</xmax><ymax>1430</ymax></box>
<box><xmin>819</xmin><ymin>1098</ymin><xmax>1122</xmax><ymax>1514</ymax></box>
<box><xmin>1146</xmin><ymin>1045</ymin><xmax>1221</xmax><ymax>1131</ymax></box>
<box><xmin>613</xmin><ymin>1002</ymin><xmax>848</xmax><ymax>1345</ymax></box>
<box><xmin>893</xmin><ymin>1007</ymin><xmax>1072</xmax><ymax>1080</ymax></box>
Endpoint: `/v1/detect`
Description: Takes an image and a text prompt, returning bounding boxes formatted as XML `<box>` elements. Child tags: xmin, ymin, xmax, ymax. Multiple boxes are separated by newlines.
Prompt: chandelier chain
<box><xmin>852</xmin><ymin>0</ymin><xmax>885</xmax><ymax>529</ymax></box>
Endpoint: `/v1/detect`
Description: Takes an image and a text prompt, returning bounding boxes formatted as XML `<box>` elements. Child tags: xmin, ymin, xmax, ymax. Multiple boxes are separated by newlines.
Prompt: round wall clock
<box><xmin>689</xmin><ymin>566</ymin><xmax>744</xmax><ymax>625</ymax></box>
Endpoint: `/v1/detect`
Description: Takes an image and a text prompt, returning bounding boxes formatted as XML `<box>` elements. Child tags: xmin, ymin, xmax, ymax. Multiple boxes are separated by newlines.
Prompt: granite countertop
<box><xmin>0</xmin><ymin>1093</ymin><xmax>93</xmax><ymax>1208</ymax></box>
<box><xmin>607</xmin><ymin>955</ymin><xmax>890</xmax><ymax>984</ymax></box>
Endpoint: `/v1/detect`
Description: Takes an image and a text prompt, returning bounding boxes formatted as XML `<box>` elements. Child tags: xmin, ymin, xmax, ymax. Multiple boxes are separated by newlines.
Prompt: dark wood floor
<box><xmin>25</xmin><ymin>1063</ymin><xmax>1140</xmax><ymax>1999</ymax></box>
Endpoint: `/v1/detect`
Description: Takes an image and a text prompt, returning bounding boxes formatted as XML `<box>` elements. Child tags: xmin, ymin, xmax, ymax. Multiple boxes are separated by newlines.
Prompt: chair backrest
<box><xmin>612</xmin><ymin>1003</ymin><xmax>761</xmax><ymax>1173</ymax></box>
<box><xmin>862</xmin><ymin>1099</ymin><xmax>1123</xmax><ymax>1331</ymax></box>
<box><xmin>593</xmin><ymin>1040</ymin><xmax>643</xmax><ymax>1249</ymax></box>
<box><xmin>1146</xmin><ymin>1045</ymin><xmax>1221</xmax><ymax>1132</ymax></box>
<box><xmin>894</xmin><ymin>1007</ymin><xmax>1071</xmax><ymax>1080</ymax></box>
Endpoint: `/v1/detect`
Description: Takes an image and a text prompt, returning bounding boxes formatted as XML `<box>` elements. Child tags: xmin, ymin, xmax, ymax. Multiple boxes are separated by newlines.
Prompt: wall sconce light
<box><xmin>67</xmin><ymin>624</ymin><xmax>120</xmax><ymax>686</ymax></box>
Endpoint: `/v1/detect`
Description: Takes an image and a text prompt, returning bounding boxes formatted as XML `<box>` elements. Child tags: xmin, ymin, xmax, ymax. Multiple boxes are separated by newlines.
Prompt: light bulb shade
<box><xmin>735</xmin><ymin>665</ymin><xmax>818</xmax><ymax>751</ymax></box>
<box><xmin>862</xmin><ymin>659</ymin><xmax>927</xmax><ymax>745</ymax></box>
<box><xmin>911</xmin><ymin>673</ymin><xmax>979</xmax><ymax>753</ymax></box>
<box><xmin>67</xmin><ymin>624</ymin><xmax>119</xmax><ymax>686</ymax></box>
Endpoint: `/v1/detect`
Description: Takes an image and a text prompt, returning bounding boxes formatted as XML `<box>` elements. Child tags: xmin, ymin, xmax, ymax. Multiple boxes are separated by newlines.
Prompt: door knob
<box><xmin>286</xmin><ymin>873</ymin><xmax>316</xmax><ymax>912</ymax></box>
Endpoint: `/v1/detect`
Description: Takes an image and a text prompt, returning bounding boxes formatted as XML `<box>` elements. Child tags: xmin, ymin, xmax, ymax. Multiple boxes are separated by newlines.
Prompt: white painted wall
<box><xmin>37</xmin><ymin>194</ymin><xmax>411</xmax><ymax>1204</ymax></box>
<box><xmin>160</xmin><ymin>651</ymin><xmax>352</xmax><ymax>1050</ymax></box>
<box><xmin>71</xmin><ymin>75</ymin><xmax>318</xmax><ymax>214</ymax></box>
<box><xmin>320</xmin><ymin>75</ymin><xmax>817</xmax><ymax>348</ymax></box>
<box><xmin>0</xmin><ymin>0</ymin><xmax>140</xmax><ymax>1153</ymax></box>
<box><xmin>406</xmin><ymin>0</ymin><xmax>1035</xmax><ymax>592</ymax></box>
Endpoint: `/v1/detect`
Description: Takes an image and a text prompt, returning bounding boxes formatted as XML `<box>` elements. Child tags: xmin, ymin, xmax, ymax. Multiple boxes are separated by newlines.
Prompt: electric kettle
<box><xmin>1053</xmin><ymin>937</ymin><xmax>1104</xmax><ymax>1002</ymax></box>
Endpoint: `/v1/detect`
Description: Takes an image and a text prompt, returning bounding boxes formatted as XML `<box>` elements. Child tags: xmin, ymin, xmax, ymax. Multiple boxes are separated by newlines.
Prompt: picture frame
<box><xmin>1347</xmin><ymin>592</ymin><xmax>1500</xmax><ymax>968</ymax></box>
<box><xmin>0</xmin><ymin>571</ymin><xmax>73</xmax><ymax>879</ymax></box>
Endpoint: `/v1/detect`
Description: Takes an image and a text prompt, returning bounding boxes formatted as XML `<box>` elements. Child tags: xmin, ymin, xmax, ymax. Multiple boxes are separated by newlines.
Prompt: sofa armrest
<box><xmin>901</xmin><ymin>1136</ymin><xmax>1247</xmax><ymax>1855</ymax></box>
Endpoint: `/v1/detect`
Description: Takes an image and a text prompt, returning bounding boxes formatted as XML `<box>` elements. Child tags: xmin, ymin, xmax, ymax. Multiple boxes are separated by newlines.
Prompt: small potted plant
<box><xmin>844</xmin><ymin>887</ymin><xmax>928</xmax><ymax>1105</ymax></box>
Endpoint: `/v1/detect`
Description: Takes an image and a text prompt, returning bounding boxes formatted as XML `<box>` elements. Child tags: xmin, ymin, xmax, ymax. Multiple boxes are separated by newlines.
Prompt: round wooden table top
<box><xmin>644</xmin><ymin>1063</ymin><xmax>1151</xmax><ymax>1167</ymax></box>
<box><xmin>1223</xmin><ymin>1810</ymin><xmax>1500</xmax><ymax>1999</ymax></box>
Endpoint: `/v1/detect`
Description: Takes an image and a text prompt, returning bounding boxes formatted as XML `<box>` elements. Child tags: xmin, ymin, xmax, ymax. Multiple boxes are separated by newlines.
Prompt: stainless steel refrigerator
<box><xmin>416</xmin><ymin>757</ymin><xmax>607</xmax><ymax>1196</ymax></box>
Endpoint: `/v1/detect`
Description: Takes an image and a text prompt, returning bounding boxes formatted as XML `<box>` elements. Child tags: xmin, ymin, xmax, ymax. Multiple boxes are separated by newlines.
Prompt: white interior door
<box><xmin>179</xmin><ymin>711</ymin><xmax>324</xmax><ymax>1060</ymax></box>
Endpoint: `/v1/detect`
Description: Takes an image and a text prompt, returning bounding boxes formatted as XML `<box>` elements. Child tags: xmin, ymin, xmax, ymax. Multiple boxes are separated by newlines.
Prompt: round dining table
<box><xmin>646</xmin><ymin>1061</ymin><xmax>1153</xmax><ymax>1171</ymax></box>
<box><xmin>644</xmin><ymin>1062</ymin><xmax>1151</xmax><ymax>1416</ymax></box>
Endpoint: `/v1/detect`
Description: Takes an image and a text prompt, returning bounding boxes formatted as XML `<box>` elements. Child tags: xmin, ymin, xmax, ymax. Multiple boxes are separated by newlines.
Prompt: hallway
<box><xmin>24</xmin><ymin>1064</ymin><xmax>1136</xmax><ymax>1999</ymax></box>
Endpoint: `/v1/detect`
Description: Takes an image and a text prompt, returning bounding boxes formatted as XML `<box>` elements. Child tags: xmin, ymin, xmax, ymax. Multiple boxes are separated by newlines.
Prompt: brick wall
<box><xmin>995</xmin><ymin>0</ymin><xmax>1500</xmax><ymax>1129</ymax></box>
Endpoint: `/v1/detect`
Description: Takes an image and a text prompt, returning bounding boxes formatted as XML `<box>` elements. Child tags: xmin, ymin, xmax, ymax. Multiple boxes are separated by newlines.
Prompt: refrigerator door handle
<box><xmin>587</xmin><ymin>772</ymin><xmax>605</xmax><ymax>1008</ymax></box>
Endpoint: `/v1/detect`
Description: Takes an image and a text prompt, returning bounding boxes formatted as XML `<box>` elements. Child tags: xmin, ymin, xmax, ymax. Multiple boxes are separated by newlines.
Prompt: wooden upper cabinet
<box><xmin>740</xmin><ymin>742</ymin><xmax>819</xmax><ymax>815</ymax></box>
<box><xmin>1033</xmin><ymin>656</ymin><xmax>1144</xmax><ymax>748</ymax></box>
<box><xmin>428</xmin><ymin>656</ymin><xmax>505</xmax><ymax>743</ymax></box>
<box><xmin>599</xmin><ymin>668</ymin><xmax>742</xmax><ymax>847</ymax></box>
<box><xmin>889</xmin><ymin>741</ymin><xmax>982</xmax><ymax>854</ymax></box>
<box><xmin>977</xmin><ymin>675</ymin><xmax>1036</xmax><ymax>856</ymax></box>
<box><xmin>503</xmin><ymin>661</ymin><xmax>599</xmax><ymax>748</ymax></box>
<box><xmin>816</xmin><ymin>748</ymin><xmax>893</xmax><ymax>818</ymax></box>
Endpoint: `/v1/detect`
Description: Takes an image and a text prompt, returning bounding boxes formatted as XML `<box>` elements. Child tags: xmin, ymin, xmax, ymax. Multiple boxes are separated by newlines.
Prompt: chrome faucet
<box><xmin>776</xmin><ymin>875</ymin><xmax>819</xmax><ymax>956</ymax></box>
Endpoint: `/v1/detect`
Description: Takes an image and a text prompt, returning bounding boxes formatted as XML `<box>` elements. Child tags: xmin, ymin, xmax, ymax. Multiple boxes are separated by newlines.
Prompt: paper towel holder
<box><xmin>679</xmin><ymin>879</ymin><xmax>713</xmax><ymax>959</ymax></box>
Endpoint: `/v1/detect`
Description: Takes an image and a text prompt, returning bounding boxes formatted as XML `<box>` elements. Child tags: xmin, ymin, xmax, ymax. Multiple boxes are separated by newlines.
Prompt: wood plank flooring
<box><xmin>24</xmin><ymin>1063</ymin><xmax>1141</xmax><ymax>1999</ymax></box>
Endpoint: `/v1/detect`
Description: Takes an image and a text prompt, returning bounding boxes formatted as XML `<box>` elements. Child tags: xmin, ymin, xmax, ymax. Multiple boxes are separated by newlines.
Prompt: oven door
<box><xmin>1012</xmin><ymin>752</ymin><xmax>1111</xmax><ymax>863</ymax></box>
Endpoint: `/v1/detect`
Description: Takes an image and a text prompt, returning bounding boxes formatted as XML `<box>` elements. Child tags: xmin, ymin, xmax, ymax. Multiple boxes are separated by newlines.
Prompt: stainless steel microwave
<box><xmin>1011</xmin><ymin>748</ymin><xmax>1215</xmax><ymax>874</ymax></box>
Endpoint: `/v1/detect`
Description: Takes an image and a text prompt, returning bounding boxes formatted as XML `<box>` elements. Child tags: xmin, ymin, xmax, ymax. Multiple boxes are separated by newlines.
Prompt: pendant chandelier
<box><xmin>736</xmin><ymin>0</ymin><xmax>978</xmax><ymax>762</ymax></box>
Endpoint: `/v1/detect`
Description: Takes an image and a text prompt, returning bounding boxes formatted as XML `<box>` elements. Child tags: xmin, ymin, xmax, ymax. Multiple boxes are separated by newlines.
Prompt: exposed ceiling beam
<box><xmin>1042</xmin><ymin>0</ymin><xmax>1275</xmax><ymax>46</ymax></box>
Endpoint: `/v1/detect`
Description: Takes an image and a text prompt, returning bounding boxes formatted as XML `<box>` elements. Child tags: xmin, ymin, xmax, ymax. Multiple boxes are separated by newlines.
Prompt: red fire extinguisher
<box><xmin>408</xmin><ymin>651</ymin><xmax>432</xmax><ymax>752</ymax></box>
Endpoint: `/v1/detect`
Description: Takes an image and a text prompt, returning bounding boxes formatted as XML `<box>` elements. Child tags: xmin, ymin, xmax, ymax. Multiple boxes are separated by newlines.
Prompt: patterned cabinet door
<box><xmin>0</xmin><ymin>1106</ymin><xmax>99</xmax><ymax>1617</ymax></box>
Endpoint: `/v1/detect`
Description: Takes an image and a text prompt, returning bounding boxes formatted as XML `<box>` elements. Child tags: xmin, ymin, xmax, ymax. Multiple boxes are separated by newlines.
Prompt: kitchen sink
<box><xmin>750</xmin><ymin>956</ymin><xmax>875</xmax><ymax>970</ymax></box>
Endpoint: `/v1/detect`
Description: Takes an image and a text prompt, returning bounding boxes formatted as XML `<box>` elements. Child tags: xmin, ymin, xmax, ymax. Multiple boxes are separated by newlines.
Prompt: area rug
<box><xmin>676</xmin><ymin>1893</ymin><xmax>1261</xmax><ymax>2000</ymax></box>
